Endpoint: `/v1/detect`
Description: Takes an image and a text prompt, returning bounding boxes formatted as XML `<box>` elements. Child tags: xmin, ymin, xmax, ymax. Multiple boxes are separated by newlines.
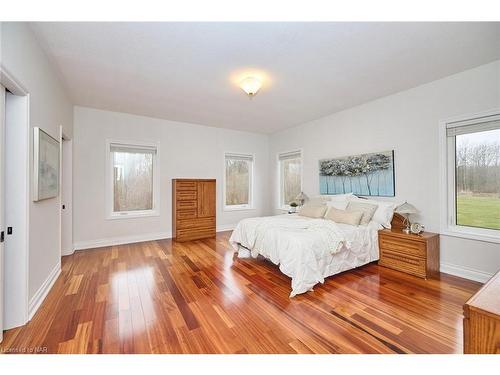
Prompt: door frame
<box><xmin>1</xmin><ymin>64</ymin><xmax>31</xmax><ymax>332</ymax></box>
<box><xmin>59</xmin><ymin>128</ymin><xmax>73</xmax><ymax>257</ymax></box>
<box><xmin>1</xmin><ymin>82</ymin><xmax>5</xmax><ymax>343</ymax></box>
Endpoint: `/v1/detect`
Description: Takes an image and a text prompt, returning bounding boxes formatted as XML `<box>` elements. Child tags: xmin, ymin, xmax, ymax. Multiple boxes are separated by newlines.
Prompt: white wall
<box><xmin>73</xmin><ymin>106</ymin><xmax>269</xmax><ymax>248</ymax></box>
<box><xmin>268</xmin><ymin>60</ymin><xmax>500</xmax><ymax>280</ymax></box>
<box><xmin>1</xmin><ymin>23</ymin><xmax>73</xmax><ymax>303</ymax></box>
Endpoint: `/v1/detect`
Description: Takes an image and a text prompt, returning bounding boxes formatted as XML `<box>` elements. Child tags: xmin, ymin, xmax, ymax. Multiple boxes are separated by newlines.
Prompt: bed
<box><xmin>229</xmin><ymin>204</ymin><xmax>404</xmax><ymax>297</ymax></box>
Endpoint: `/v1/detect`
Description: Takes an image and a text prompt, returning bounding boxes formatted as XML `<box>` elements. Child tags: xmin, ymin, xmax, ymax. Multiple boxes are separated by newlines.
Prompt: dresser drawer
<box><xmin>176</xmin><ymin>200</ymin><xmax>197</xmax><ymax>210</ymax></box>
<box><xmin>176</xmin><ymin>181</ymin><xmax>197</xmax><ymax>191</ymax></box>
<box><xmin>177</xmin><ymin>190</ymin><xmax>197</xmax><ymax>200</ymax></box>
<box><xmin>379</xmin><ymin>250</ymin><xmax>426</xmax><ymax>278</ymax></box>
<box><xmin>177</xmin><ymin>209</ymin><xmax>197</xmax><ymax>219</ymax></box>
<box><xmin>177</xmin><ymin>217</ymin><xmax>215</xmax><ymax>229</ymax></box>
<box><xmin>176</xmin><ymin>227</ymin><xmax>216</xmax><ymax>242</ymax></box>
<box><xmin>379</xmin><ymin>236</ymin><xmax>426</xmax><ymax>258</ymax></box>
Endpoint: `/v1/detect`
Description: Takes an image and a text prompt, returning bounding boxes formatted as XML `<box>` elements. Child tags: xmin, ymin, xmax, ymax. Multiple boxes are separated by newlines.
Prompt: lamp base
<box><xmin>402</xmin><ymin>214</ymin><xmax>411</xmax><ymax>234</ymax></box>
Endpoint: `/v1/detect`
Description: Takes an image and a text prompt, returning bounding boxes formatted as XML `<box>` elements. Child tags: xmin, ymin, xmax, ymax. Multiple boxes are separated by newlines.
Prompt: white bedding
<box><xmin>229</xmin><ymin>214</ymin><xmax>381</xmax><ymax>297</ymax></box>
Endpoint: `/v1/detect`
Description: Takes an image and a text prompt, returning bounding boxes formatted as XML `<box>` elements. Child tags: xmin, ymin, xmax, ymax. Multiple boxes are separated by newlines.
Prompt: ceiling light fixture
<box><xmin>239</xmin><ymin>76</ymin><xmax>262</xmax><ymax>98</ymax></box>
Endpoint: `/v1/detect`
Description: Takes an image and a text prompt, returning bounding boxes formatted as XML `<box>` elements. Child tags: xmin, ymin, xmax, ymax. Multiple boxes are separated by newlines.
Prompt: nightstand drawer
<box><xmin>379</xmin><ymin>236</ymin><xmax>426</xmax><ymax>258</ymax></box>
<box><xmin>379</xmin><ymin>250</ymin><xmax>426</xmax><ymax>278</ymax></box>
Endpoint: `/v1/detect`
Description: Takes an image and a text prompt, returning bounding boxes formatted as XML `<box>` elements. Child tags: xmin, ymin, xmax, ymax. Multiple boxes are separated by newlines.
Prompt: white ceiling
<box><xmin>30</xmin><ymin>22</ymin><xmax>500</xmax><ymax>134</ymax></box>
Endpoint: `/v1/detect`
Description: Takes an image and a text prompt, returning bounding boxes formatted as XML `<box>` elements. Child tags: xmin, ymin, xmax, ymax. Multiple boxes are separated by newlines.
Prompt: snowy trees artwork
<box><xmin>319</xmin><ymin>150</ymin><xmax>395</xmax><ymax>196</ymax></box>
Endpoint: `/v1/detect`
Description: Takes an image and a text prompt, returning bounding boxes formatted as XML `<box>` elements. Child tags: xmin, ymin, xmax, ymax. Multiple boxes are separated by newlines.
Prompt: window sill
<box><xmin>107</xmin><ymin>210</ymin><xmax>160</xmax><ymax>220</ymax></box>
<box><xmin>441</xmin><ymin>227</ymin><xmax>500</xmax><ymax>244</ymax></box>
<box><xmin>223</xmin><ymin>206</ymin><xmax>255</xmax><ymax>212</ymax></box>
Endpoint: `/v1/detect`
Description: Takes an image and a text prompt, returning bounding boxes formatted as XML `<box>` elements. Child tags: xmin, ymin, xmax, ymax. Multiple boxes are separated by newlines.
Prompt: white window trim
<box><xmin>439</xmin><ymin>108</ymin><xmax>500</xmax><ymax>244</ymax></box>
<box><xmin>105</xmin><ymin>139</ymin><xmax>160</xmax><ymax>220</ymax></box>
<box><xmin>277</xmin><ymin>149</ymin><xmax>303</xmax><ymax>211</ymax></box>
<box><xmin>223</xmin><ymin>152</ymin><xmax>255</xmax><ymax>211</ymax></box>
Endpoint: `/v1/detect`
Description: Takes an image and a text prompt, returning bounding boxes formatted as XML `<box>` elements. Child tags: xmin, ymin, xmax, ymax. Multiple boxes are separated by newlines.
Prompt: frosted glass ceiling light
<box><xmin>239</xmin><ymin>76</ymin><xmax>262</xmax><ymax>97</ymax></box>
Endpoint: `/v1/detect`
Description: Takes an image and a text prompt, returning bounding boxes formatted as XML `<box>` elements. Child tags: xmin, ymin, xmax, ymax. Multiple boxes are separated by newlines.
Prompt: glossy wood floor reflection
<box><xmin>1</xmin><ymin>232</ymin><xmax>481</xmax><ymax>354</ymax></box>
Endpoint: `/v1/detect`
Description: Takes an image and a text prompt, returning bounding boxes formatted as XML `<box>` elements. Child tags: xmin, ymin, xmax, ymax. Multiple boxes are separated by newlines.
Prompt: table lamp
<box><xmin>395</xmin><ymin>201</ymin><xmax>418</xmax><ymax>234</ymax></box>
<box><xmin>295</xmin><ymin>192</ymin><xmax>309</xmax><ymax>206</ymax></box>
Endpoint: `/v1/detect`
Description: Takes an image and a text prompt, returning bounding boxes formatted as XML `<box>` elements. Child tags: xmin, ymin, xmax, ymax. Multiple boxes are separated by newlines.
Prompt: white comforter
<box><xmin>229</xmin><ymin>214</ymin><xmax>378</xmax><ymax>297</ymax></box>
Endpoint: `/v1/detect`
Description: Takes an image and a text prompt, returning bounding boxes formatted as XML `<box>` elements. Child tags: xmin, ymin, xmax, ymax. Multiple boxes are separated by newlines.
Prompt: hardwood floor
<box><xmin>0</xmin><ymin>231</ymin><xmax>481</xmax><ymax>354</ymax></box>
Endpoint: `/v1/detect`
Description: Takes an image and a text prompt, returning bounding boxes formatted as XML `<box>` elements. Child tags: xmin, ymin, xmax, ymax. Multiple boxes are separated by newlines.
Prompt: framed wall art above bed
<box><xmin>319</xmin><ymin>150</ymin><xmax>395</xmax><ymax>197</ymax></box>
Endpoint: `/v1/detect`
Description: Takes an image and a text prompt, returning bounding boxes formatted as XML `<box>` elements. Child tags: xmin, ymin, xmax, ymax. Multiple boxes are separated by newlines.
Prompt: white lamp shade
<box><xmin>395</xmin><ymin>201</ymin><xmax>418</xmax><ymax>214</ymax></box>
<box><xmin>240</xmin><ymin>76</ymin><xmax>262</xmax><ymax>96</ymax></box>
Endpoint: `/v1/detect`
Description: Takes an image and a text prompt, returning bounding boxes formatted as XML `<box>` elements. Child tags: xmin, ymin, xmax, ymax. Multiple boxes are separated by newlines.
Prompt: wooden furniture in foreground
<box><xmin>172</xmin><ymin>178</ymin><xmax>216</xmax><ymax>242</ymax></box>
<box><xmin>378</xmin><ymin>217</ymin><xmax>440</xmax><ymax>279</ymax></box>
<box><xmin>0</xmin><ymin>231</ymin><xmax>481</xmax><ymax>354</ymax></box>
<box><xmin>463</xmin><ymin>269</ymin><xmax>500</xmax><ymax>353</ymax></box>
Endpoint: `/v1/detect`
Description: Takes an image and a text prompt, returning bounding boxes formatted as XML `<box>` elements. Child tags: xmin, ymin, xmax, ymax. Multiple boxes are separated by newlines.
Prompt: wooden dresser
<box><xmin>378</xmin><ymin>228</ymin><xmax>440</xmax><ymax>279</ymax></box>
<box><xmin>172</xmin><ymin>179</ymin><xmax>216</xmax><ymax>242</ymax></box>
<box><xmin>463</xmin><ymin>269</ymin><xmax>500</xmax><ymax>354</ymax></box>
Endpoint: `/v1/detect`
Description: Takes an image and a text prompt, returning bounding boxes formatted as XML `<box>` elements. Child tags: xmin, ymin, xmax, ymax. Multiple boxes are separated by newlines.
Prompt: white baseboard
<box><xmin>73</xmin><ymin>231</ymin><xmax>172</xmax><ymax>251</ymax></box>
<box><xmin>73</xmin><ymin>224</ymin><xmax>237</xmax><ymax>251</ymax></box>
<box><xmin>28</xmin><ymin>261</ymin><xmax>61</xmax><ymax>320</ymax></box>
<box><xmin>216</xmin><ymin>223</ymin><xmax>236</xmax><ymax>232</ymax></box>
<box><xmin>440</xmin><ymin>262</ymin><xmax>494</xmax><ymax>283</ymax></box>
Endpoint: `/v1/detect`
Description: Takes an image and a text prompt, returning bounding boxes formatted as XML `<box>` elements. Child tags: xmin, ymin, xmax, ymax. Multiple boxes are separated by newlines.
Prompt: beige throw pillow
<box><xmin>324</xmin><ymin>207</ymin><xmax>363</xmax><ymax>226</ymax></box>
<box><xmin>298</xmin><ymin>204</ymin><xmax>327</xmax><ymax>218</ymax></box>
<box><xmin>346</xmin><ymin>202</ymin><xmax>378</xmax><ymax>225</ymax></box>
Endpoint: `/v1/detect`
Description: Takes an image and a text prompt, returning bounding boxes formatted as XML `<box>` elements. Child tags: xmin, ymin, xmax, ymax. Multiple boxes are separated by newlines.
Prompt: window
<box><xmin>442</xmin><ymin>111</ymin><xmax>500</xmax><ymax>242</ymax></box>
<box><xmin>107</xmin><ymin>141</ymin><xmax>159</xmax><ymax>219</ymax></box>
<box><xmin>278</xmin><ymin>150</ymin><xmax>302</xmax><ymax>209</ymax></box>
<box><xmin>224</xmin><ymin>153</ymin><xmax>254</xmax><ymax>210</ymax></box>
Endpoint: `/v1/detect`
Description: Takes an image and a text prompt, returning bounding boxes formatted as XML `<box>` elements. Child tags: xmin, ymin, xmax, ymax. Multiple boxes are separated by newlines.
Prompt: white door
<box><xmin>61</xmin><ymin>139</ymin><xmax>73</xmax><ymax>256</ymax></box>
<box><xmin>0</xmin><ymin>85</ymin><xmax>6</xmax><ymax>342</ymax></box>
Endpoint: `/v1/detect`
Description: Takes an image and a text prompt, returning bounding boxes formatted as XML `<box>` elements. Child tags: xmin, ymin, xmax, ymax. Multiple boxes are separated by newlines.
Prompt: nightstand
<box><xmin>378</xmin><ymin>229</ymin><xmax>440</xmax><ymax>279</ymax></box>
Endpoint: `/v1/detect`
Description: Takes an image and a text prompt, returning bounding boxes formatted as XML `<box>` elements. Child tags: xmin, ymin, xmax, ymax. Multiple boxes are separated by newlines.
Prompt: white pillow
<box><xmin>308</xmin><ymin>196</ymin><xmax>331</xmax><ymax>206</ymax></box>
<box><xmin>347</xmin><ymin>196</ymin><xmax>398</xmax><ymax>228</ymax></box>
<box><xmin>329</xmin><ymin>193</ymin><xmax>355</xmax><ymax>201</ymax></box>
<box><xmin>326</xmin><ymin>200</ymin><xmax>348</xmax><ymax>210</ymax></box>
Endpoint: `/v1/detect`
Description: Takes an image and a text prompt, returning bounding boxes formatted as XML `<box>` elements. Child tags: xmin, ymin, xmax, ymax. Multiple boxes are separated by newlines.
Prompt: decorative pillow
<box><xmin>324</xmin><ymin>207</ymin><xmax>363</xmax><ymax>226</ymax></box>
<box><xmin>326</xmin><ymin>200</ymin><xmax>348</xmax><ymax>210</ymax></box>
<box><xmin>347</xmin><ymin>196</ymin><xmax>398</xmax><ymax>228</ymax></box>
<box><xmin>346</xmin><ymin>201</ymin><xmax>378</xmax><ymax>225</ymax></box>
<box><xmin>298</xmin><ymin>204</ymin><xmax>327</xmax><ymax>218</ymax></box>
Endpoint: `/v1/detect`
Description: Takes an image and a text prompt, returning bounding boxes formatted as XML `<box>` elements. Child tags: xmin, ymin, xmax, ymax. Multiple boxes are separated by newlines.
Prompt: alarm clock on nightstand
<box><xmin>410</xmin><ymin>222</ymin><xmax>425</xmax><ymax>234</ymax></box>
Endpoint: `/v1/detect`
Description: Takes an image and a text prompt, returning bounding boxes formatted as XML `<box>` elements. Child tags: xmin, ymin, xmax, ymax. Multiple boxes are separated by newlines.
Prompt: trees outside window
<box><xmin>224</xmin><ymin>153</ymin><xmax>253</xmax><ymax>210</ymax></box>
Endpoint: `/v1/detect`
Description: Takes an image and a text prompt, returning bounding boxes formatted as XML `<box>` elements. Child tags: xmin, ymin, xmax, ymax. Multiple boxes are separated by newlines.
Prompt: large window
<box><xmin>278</xmin><ymin>150</ymin><xmax>302</xmax><ymax>209</ymax></box>
<box><xmin>442</xmin><ymin>112</ymin><xmax>500</xmax><ymax>241</ymax></box>
<box><xmin>107</xmin><ymin>141</ymin><xmax>159</xmax><ymax>219</ymax></box>
<box><xmin>224</xmin><ymin>153</ymin><xmax>254</xmax><ymax>210</ymax></box>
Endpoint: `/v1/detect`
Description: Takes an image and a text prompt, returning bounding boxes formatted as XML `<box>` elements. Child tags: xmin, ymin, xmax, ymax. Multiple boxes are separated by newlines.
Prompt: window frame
<box><xmin>439</xmin><ymin>109</ymin><xmax>500</xmax><ymax>244</ymax></box>
<box><xmin>105</xmin><ymin>139</ymin><xmax>160</xmax><ymax>220</ymax></box>
<box><xmin>223</xmin><ymin>152</ymin><xmax>255</xmax><ymax>211</ymax></box>
<box><xmin>277</xmin><ymin>149</ymin><xmax>303</xmax><ymax>210</ymax></box>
